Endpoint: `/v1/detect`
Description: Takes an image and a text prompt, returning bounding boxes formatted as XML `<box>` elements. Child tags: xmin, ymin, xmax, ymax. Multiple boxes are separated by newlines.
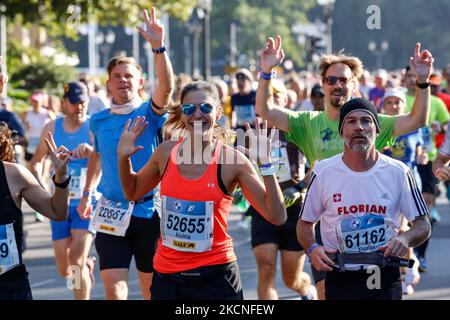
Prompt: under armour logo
<box><xmin>207</xmin><ymin>183</ymin><xmax>215</xmax><ymax>188</ymax></box>
<box><xmin>333</xmin><ymin>194</ymin><xmax>341</xmax><ymax>202</ymax></box>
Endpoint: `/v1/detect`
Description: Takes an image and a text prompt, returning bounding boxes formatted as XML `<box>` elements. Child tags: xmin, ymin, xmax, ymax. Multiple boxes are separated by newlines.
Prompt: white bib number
<box><xmin>89</xmin><ymin>197</ymin><xmax>134</xmax><ymax>236</ymax></box>
<box><xmin>161</xmin><ymin>196</ymin><xmax>214</xmax><ymax>253</ymax></box>
<box><xmin>336</xmin><ymin>214</ymin><xmax>388</xmax><ymax>253</ymax></box>
<box><xmin>0</xmin><ymin>224</ymin><xmax>20</xmax><ymax>276</ymax></box>
<box><xmin>69</xmin><ymin>168</ymin><xmax>87</xmax><ymax>200</ymax></box>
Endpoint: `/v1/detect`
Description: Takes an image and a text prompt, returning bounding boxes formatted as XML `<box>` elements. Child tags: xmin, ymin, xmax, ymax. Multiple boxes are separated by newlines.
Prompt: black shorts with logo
<box><xmin>95</xmin><ymin>213</ymin><xmax>160</xmax><ymax>273</ymax></box>
<box><xmin>250</xmin><ymin>204</ymin><xmax>304</xmax><ymax>251</ymax></box>
<box><xmin>325</xmin><ymin>266</ymin><xmax>402</xmax><ymax>300</ymax></box>
<box><xmin>151</xmin><ymin>261</ymin><xmax>243</xmax><ymax>300</ymax></box>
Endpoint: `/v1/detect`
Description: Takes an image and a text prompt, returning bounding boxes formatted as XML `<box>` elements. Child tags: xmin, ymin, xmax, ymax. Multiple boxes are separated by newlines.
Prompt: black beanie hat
<box><xmin>338</xmin><ymin>98</ymin><xmax>381</xmax><ymax>135</ymax></box>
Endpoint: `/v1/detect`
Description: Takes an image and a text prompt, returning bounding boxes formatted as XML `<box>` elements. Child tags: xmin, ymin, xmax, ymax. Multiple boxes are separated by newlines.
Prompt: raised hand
<box><xmin>260</xmin><ymin>35</ymin><xmax>285</xmax><ymax>73</ymax></box>
<box><xmin>409</xmin><ymin>42</ymin><xmax>434</xmax><ymax>83</ymax></box>
<box><xmin>118</xmin><ymin>116</ymin><xmax>149</xmax><ymax>159</ymax></box>
<box><xmin>137</xmin><ymin>6</ymin><xmax>164</xmax><ymax>49</ymax></box>
<box><xmin>237</xmin><ymin>118</ymin><xmax>276</xmax><ymax>166</ymax></box>
<box><xmin>44</xmin><ymin>131</ymin><xmax>71</xmax><ymax>179</ymax></box>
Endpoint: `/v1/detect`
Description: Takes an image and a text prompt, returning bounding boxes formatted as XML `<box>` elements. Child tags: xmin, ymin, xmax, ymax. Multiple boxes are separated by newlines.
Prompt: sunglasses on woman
<box><xmin>180</xmin><ymin>102</ymin><xmax>214</xmax><ymax>115</ymax></box>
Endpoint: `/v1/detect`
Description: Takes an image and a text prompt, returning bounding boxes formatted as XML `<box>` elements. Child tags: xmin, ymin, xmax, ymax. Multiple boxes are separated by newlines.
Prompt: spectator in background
<box><xmin>79</xmin><ymin>77</ymin><xmax>108</xmax><ymax>116</ymax></box>
<box><xmin>358</xmin><ymin>69</ymin><xmax>372</xmax><ymax>99</ymax></box>
<box><xmin>297</xmin><ymin>84</ymin><xmax>325</xmax><ymax>112</ymax></box>
<box><xmin>231</xmin><ymin>68</ymin><xmax>256</xmax><ymax>130</ymax></box>
<box><xmin>442</xmin><ymin>65</ymin><xmax>450</xmax><ymax>94</ymax></box>
<box><xmin>369</xmin><ymin>68</ymin><xmax>388</xmax><ymax>111</ymax></box>
<box><xmin>286</xmin><ymin>89</ymin><xmax>298</xmax><ymax>110</ymax></box>
<box><xmin>173</xmin><ymin>73</ymin><xmax>192</xmax><ymax>104</ymax></box>
<box><xmin>213</xmin><ymin>77</ymin><xmax>232</xmax><ymax>128</ymax></box>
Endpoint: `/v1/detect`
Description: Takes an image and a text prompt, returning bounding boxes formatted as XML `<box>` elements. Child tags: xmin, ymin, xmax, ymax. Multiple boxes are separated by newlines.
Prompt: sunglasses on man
<box><xmin>323</xmin><ymin>76</ymin><xmax>352</xmax><ymax>86</ymax></box>
<box><xmin>180</xmin><ymin>102</ymin><xmax>214</xmax><ymax>115</ymax></box>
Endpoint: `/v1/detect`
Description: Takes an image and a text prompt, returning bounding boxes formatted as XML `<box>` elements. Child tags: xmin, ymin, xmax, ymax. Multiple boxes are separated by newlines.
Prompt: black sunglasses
<box><xmin>324</xmin><ymin>76</ymin><xmax>352</xmax><ymax>86</ymax></box>
<box><xmin>180</xmin><ymin>102</ymin><xmax>214</xmax><ymax>115</ymax></box>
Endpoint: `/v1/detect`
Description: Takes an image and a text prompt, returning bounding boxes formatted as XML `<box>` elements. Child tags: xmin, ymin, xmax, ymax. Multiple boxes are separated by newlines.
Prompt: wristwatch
<box><xmin>82</xmin><ymin>190</ymin><xmax>92</xmax><ymax>197</ymax></box>
<box><xmin>416</xmin><ymin>81</ymin><xmax>431</xmax><ymax>89</ymax></box>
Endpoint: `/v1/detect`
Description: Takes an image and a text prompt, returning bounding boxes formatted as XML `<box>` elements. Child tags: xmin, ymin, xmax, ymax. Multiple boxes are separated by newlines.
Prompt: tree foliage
<box><xmin>2</xmin><ymin>0</ymin><xmax>196</xmax><ymax>38</ymax></box>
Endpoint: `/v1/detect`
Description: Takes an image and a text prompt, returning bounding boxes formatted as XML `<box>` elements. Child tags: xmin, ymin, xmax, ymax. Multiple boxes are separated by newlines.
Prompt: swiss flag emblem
<box><xmin>333</xmin><ymin>194</ymin><xmax>341</xmax><ymax>202</ymax></box>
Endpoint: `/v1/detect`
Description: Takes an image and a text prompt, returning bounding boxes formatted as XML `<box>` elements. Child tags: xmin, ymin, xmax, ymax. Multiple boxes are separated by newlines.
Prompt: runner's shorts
<box><xmin>95</xmin><ymin>213</ymin><xmax>160</xmax><ymax>273</ymax></box>
<box><xmin>250</xmin><ymin>204</ymin><xmax>304</xmax><ymax>251</ymax></box>
<box><xmin>325</xmin><ymin>266</ymin><xmax>402</xmax><ymax>300</ymax></box>
<box><xmin>50</xmin><ymin>206</ymin><xmax>91</xmax><ymax>241</ymax></box>
<box><xmin>151</xmin><ymin>261</ymin><xmax>243</xmax><ymax>300</ymax></box>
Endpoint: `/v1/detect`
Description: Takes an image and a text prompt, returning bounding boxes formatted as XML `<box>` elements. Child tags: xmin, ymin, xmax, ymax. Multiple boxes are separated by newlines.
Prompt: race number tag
<box><xmin>161</xmin><ymin>196</ymin><xmax>214</xmax><ymax>253</ymax></box>
<box><xmin>235</xmin><ymin>105</ymin><xmax>256</xmax><ymax>127</ymax></box>
<box><xmin>68</xmin><ymin>168</ymin><xmax>87</xmax><ymax>200</ymax></box>
<box><xmin>89</xmin><ymin>197</ymin><xmax>134</xmax><ymax>236</ymax></box>
<box><xmin>0</xmin><ymin>224</ymin><xmax>20</xmax><ymax>276</ymax></box>
<box><xmin>336</xmin><ymin>214</ymin><xmax>388</xmax><ymax>253</ymax></box>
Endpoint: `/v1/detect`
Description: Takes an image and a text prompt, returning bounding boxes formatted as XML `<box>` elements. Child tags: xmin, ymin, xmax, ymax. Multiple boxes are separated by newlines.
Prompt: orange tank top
<box><xmin>153</xmin><ymin>138</ymin><xmax>236</xmax><ymax>273</ymax></box>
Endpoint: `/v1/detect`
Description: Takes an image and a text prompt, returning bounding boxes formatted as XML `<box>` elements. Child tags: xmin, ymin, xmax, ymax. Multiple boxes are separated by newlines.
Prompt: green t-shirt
<box><xmin>405</xmin><ymin>94</ymin><xmax>450</xmax><ymax>161</ymax></box>
<box><xmin>285</xmin><ymin>111</ymin><xmax>397</xmax><ymax>166</ymax></box>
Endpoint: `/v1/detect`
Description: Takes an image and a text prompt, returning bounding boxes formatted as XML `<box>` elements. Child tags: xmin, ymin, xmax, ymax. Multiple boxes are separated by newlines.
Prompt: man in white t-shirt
<box><xmin>297</xmin><ymin>98</ymin><xmax>431</xmax><ymax>300</ymax></box>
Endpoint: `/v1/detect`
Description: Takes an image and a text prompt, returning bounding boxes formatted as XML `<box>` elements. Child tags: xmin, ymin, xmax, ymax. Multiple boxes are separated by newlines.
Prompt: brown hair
<box><xmin>106</xmin><ymin>56</ymin><xmax>143</xmax><ymax>77</ymax></box>
<box><xmin>0</xmin><ymin>122</ymin><xmax>16</xmax><ymax>162</ymax></box>
<box><xmin>164</xmin><ymin>81</ymin><xmax>230</xmax><ymax>141</ymax></box>
<box><xmin>319</xmin><ymin>53</ymin><xmax>364</xmax><ymax>80</ymax></box>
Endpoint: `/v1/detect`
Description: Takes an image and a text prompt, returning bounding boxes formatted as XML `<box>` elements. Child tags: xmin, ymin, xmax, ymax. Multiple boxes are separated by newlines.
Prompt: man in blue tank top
<box><xmin>30</xmin><ymin>81</ymin><xmax>97</xmax><ymax>300</ymax></box>
<box><xmin>77</xmin><ymin>7</ymin><xmax>174</xmax><ymax>300</ymax></box>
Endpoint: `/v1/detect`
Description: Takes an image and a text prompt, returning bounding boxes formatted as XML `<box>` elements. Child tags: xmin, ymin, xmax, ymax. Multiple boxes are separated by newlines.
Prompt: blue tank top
<box><xmin>53</xmin><ymin>117</ymin><xmax>91</xmax><ymax>207</ymax></box>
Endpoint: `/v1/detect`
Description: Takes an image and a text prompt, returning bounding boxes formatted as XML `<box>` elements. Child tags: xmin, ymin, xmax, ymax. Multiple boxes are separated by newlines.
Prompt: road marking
<box><xmin>31</xmin><ymin>279</ymin><xmax>55</xmax><ymax>288</ymax></box>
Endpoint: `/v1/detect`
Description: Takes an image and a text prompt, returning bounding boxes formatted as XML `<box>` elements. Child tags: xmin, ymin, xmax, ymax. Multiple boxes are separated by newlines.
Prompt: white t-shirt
<box><xmin>300</xmin><ymin>153</ymin><xmax>428</xmax><ymax>269</ymax></box>
<box><xmin>439</xmin><ymin>128</ymin><xmax>450</xmax><ymax>157</ymax></box>
<box><xmin>25</xmin><ymin>108</ymin><xmax>51</xmax><ymax>154</ymax></box>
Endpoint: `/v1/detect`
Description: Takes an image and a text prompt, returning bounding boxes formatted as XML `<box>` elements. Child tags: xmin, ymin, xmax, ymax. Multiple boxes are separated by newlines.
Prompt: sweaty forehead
<box><xmin>325</xmin><ymin>63</ymin><xmax>354</xmax><ymax>78</ymax></box>
<box><xmin>182</xmin><ymin>90</ymin><xmax>213</xmax><ymax>104</ymax></box>
<box><xmin>110</xmin><ymin>63</ymin><xmax>141</xmax><ymax>76</ymax></box>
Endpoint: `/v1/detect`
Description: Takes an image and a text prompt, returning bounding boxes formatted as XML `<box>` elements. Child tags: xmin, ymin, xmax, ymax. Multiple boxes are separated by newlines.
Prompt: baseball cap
<box><xmin>271</xmin><ymin>78</ymin><xmax>287</xmax><ymax>95</ymax></box>
<box><xmin>383</xmin><ymin>88</ymin><xmax>406</xmax><ymax>103</ymax></box>
<box><xmin>30</xmin><ymin>92</ymin><xmax>44</xmax><ymax>102</ymax></box>
<box><xmin>338</xmin><ymin>98</ymin><xmax>381</xmax><ymax>134</ymax></box>
<box><xmin>311</xmin><ymin>84</ymin><xmax>324</xmax><ymax>97</ymax></box>
<box><xmin>375</xmin><ymin>68</ymin><xmax>388</xmax><ymax>79</ymax></box>
<box><xmin>235</xmin><ymin>68</ymin><xmax>254</xmax><ymax>82</ymax></box>
<box><xmin>63</xmin><ymin>81</ymin><xmax>89</xmax><ymax>104</ymax></box>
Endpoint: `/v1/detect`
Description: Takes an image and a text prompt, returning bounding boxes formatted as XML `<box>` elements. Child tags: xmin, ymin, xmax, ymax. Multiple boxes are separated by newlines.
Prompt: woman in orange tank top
<box><xmin>117</xmin><ymin>81</ymin><xmax>286</xmax><ymax>300</ymax></box>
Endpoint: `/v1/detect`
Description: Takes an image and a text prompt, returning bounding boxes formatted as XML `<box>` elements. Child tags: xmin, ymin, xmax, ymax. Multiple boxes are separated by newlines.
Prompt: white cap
<box><xmin>383</xmin><ymin>88</ymin><xmax>406</xmax><ymax>103</ymax></box>
<box><xmin>375</xmin><ymin>68</ymin><xmax>388</xmax><ymax>79</ymax></box>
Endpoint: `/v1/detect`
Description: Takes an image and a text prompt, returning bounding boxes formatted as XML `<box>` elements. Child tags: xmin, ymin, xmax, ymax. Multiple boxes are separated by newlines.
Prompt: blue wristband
<box><xmin>259</xmin><ymin>67</ymin><xmax>275</xmax><ymax>80</ymax></box>
<box><xmin>152</xmin><ymin>46</ymin><xmax>166</xmax><ymax>54</ymax></box>
<box><xmin>307</xmin><ymin>242</ymin><xmax>320</xmax><ymax>258</ymax></box>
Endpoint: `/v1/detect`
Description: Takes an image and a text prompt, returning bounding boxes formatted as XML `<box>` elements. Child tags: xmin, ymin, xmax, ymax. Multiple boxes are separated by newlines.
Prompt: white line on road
<box><xmin>31</xmin><ymin>279</ymin><xmax>55</xmax><ymax>288</ymax></box>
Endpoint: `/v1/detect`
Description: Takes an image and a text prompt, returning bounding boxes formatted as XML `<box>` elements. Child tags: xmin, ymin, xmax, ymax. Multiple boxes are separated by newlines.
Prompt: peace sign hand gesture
<box><xmin>137</xmin><ymin>7</ymin><xmax>164</xmax><ymax>49</ymax></box>
<box><xmin>260</xmin><ymin>35</ymin><xmax>285</xmax><ymax>73</ymax></box>
<box><xmin>409</xmin><ymin>42</ymin><xmax>434</xmax><ymax>83</ymax></box>
<box><xmin>44</xmin><ymin>131</ymin><xmax>71</xmax><ymax>180</ymax></box>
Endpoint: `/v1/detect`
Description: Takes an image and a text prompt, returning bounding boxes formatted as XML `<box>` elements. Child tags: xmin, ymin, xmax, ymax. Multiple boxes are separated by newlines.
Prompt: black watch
<box><xmin>416</xmin><ymin>81</ymin><xmax>431</xmax><ymax>89</ymax></box>
<box><xmin>52</xmin><ymin>174</ymin><xmax>71</xmax><ymax>188</ymax></box>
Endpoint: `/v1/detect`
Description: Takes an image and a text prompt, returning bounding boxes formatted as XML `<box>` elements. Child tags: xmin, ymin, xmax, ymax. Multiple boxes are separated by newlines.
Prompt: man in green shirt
<box><xmin>404</xmin><ymin>65</ymin><xmax>449</xmax><ymax>272</ymax></box>
<box><xmin>255</xmin><ymin>35</ymin><xmax>434</xmax><ymax>299</ymax></box>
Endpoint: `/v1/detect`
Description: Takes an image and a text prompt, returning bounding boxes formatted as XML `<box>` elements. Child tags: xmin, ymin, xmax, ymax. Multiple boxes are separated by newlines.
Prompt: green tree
<box><xmin>2</xmin><ymin>0</ymin><xmax>196</xmax><ymax>38</ymax></box>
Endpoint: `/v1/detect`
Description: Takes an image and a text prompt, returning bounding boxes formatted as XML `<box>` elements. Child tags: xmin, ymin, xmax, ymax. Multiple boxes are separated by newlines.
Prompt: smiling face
<box><xmin>323</xmin><ymin>63</ymin><xmax>357</xmax><ymax>109</ymax></box>
<box><xmin>341</xmin><ymin>110</ymin><xmax>378</xmax><ymax>153</ymax></box>
<box><xmin>180</xmin><ymin>89</ymin><xmax>222</xmax><ymax>139</ymax></box>
<box><xmin>107</xmin><ymin>63</ymin><xmax>144</xmax><ymax>105</ymax></box>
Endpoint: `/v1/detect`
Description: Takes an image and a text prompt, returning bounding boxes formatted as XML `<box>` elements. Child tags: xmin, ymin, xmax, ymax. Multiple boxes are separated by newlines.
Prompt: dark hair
<box><xmin>164</xmin><ymin>81</ymin><xmax>229</xmax><ymax>140</ymax></box>
<box><xmin>0</xmin><ymin>122</ymin><xmax>16</xmax><ymax>162</ymax></box>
